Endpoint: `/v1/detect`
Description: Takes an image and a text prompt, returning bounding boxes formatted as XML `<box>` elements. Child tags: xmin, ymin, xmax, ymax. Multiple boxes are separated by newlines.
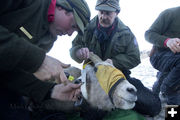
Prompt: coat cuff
<box><xmin>164</xmin><ymin>38</ymin><xmax>170</xmax><ymax>47</ymax></box>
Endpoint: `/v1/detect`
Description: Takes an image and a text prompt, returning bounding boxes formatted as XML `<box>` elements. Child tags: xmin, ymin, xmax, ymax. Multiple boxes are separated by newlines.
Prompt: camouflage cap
<box><xmin>95</xmin><ymin>0</ymin><xmax>120</xmax><ymax>12</ymax></box>
<box><xmin>56</xmin><ymin>0</ymin><xmax>91</xmax><ymax>34</ymax></box>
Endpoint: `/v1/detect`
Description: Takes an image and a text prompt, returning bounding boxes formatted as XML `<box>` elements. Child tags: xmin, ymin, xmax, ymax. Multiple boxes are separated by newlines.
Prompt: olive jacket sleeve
<box><xmin>0</xmin><ymin>0</ymin><xmax>55</xmax><ymax>103</ymax></box>
<box><xmin>0</xmin><ymin>25</ymin><xmax>46</xmax><ymax>72</ymax></box>
<box><xmin>145</xmin><ymin>7</ymin><xmax>180</xmax><ymax>47</ymax></box>
<box><xmin>0</xmin><ymin>0</ymin><xmax>48</xmax><ymax>73</ymax></box>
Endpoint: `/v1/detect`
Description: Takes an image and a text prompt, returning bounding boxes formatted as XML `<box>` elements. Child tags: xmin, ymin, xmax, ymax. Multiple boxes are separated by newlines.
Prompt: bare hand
<box><xmin>166</xmin><ymin>38</ymin><xmax>180</xmax><ymax>53</ymax></box>
<box><xmin>33</xmin><ymin>55</ymin><xmax>70</xmax><ymax>83</ymax></box>
<box><xmin>76</xmin><ymin>48</ymin><xmax>90</xmax><ymax>60</ymax></box>
<box><xmin>51</xmin><ymin>83</ymin><xmax>82</xmax><ymax>101</ymax></box>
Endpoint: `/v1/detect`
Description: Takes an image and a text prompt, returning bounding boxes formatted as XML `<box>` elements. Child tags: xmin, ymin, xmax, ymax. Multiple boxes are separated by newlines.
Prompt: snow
<box><xmin>130</xmin><ymin>57</ymin><xmax>158</xmax><ymax>89</ymax></box>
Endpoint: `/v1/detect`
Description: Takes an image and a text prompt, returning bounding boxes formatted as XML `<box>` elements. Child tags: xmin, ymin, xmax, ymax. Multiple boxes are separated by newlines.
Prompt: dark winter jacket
<box><xmin>70</xmin><ymin>16</ymin><xmax>140</xmax><ymax>71</ymax></box>
<box><xmin>0</xmin><ymin>0</ymin><xmax>56</xmax><ymax>103</ymax></box>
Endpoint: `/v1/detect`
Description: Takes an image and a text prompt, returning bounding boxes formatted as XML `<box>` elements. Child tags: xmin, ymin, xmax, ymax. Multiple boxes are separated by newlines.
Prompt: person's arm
<box><xmin>0</xmin><ymin>0</ymin><xmax>24</xmax><ymax>14</ymax></box>
<box><xmin>145</xmin><ymin>9</ymin><xmax>173</xmax><ymax>47</ymax></box>
<box><xmin>0</xmin><ymin>0</ymin><xmax>45</xmax><ymax>72</ymax></box>
<box><xmin>0</xmin><ymin>25</ymin><xmax>46</xmax><ymax>73</ymax></box>
<box><xmin>4</xmin><ymin>69</ymin><xmax>81</xmax><ymax>103</ymax></box>
<box><xmin>112</xmin><ymin>34</ymin><xmax>141</xmax><ymax>70</ymax></box>
<box><xmin>70</xmin><ymin>34</ymin><xmax>87</xmax><ymax>63</ymax></box>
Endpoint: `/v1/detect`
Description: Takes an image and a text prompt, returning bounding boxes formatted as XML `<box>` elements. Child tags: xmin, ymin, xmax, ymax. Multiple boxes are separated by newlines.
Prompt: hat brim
<box><xmin>73</xmin><ymin>9</ymin><xmax>84</xmax><ymax>34</ymax></box>
<box><xmin>95</xmin><ymin>4</ymin><xmax>116</xmax><ymax>12</ymax></box>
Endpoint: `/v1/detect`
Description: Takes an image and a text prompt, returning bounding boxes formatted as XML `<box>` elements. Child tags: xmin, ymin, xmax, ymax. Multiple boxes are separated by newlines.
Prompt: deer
<box><xmin>35</xmin><ymin>53</ymin><xmax>137</xmax><ymax>112</ymax></box>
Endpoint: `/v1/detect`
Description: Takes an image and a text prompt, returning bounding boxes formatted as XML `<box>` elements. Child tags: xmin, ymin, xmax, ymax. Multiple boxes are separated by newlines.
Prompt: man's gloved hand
<box><xmin>95</xmin><ymin>64</ymin><xmax>126</xmax><ymax>94</ymax></box>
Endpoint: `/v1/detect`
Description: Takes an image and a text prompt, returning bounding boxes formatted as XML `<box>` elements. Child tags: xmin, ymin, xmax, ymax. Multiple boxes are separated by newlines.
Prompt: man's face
<box><xmin>49</xmin><ymin>7</ymin><xmax>79</xmax><ymax>37</ymax></box>
<box><xmin>98</xmin><ymin>10</ymin><xmax>117</xmax><ymax>27</ymax></box>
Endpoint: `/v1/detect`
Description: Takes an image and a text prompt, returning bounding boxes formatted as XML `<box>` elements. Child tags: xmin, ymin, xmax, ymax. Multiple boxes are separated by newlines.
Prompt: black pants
<box><xmin>150</xmin><ymin>50</ymin><xmax>180</xmax><ymax>105</ymax></box>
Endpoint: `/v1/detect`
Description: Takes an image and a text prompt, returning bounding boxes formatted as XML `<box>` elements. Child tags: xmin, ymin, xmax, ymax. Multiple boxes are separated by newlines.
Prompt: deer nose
<box><xmin>127</xmin><ymin>87</ymin><xmax>137</xmax><ymax>96</ymax></box>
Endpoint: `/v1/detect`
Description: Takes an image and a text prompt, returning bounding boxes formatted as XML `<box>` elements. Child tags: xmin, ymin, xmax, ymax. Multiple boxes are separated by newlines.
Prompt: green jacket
<box><xmin>145</xmin><ymin>6</ymin><xmax>180</xmax><ymax>48</ymax></box>
<box><xmin>0</xmin><ymin>0</ymin><xmax>56</xmax><ymax>103</ymax></box>
<box><xmin>70</xmin><ymin>16</ymin><xmax>140</xmax><ymax>70</ymax></box>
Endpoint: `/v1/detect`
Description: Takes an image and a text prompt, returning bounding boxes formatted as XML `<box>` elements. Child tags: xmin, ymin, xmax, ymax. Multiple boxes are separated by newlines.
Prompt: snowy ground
<box><xmin>130</xmin><ymin>57</ymin><xmax>158</xmax><ymax>89</ymax></box>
